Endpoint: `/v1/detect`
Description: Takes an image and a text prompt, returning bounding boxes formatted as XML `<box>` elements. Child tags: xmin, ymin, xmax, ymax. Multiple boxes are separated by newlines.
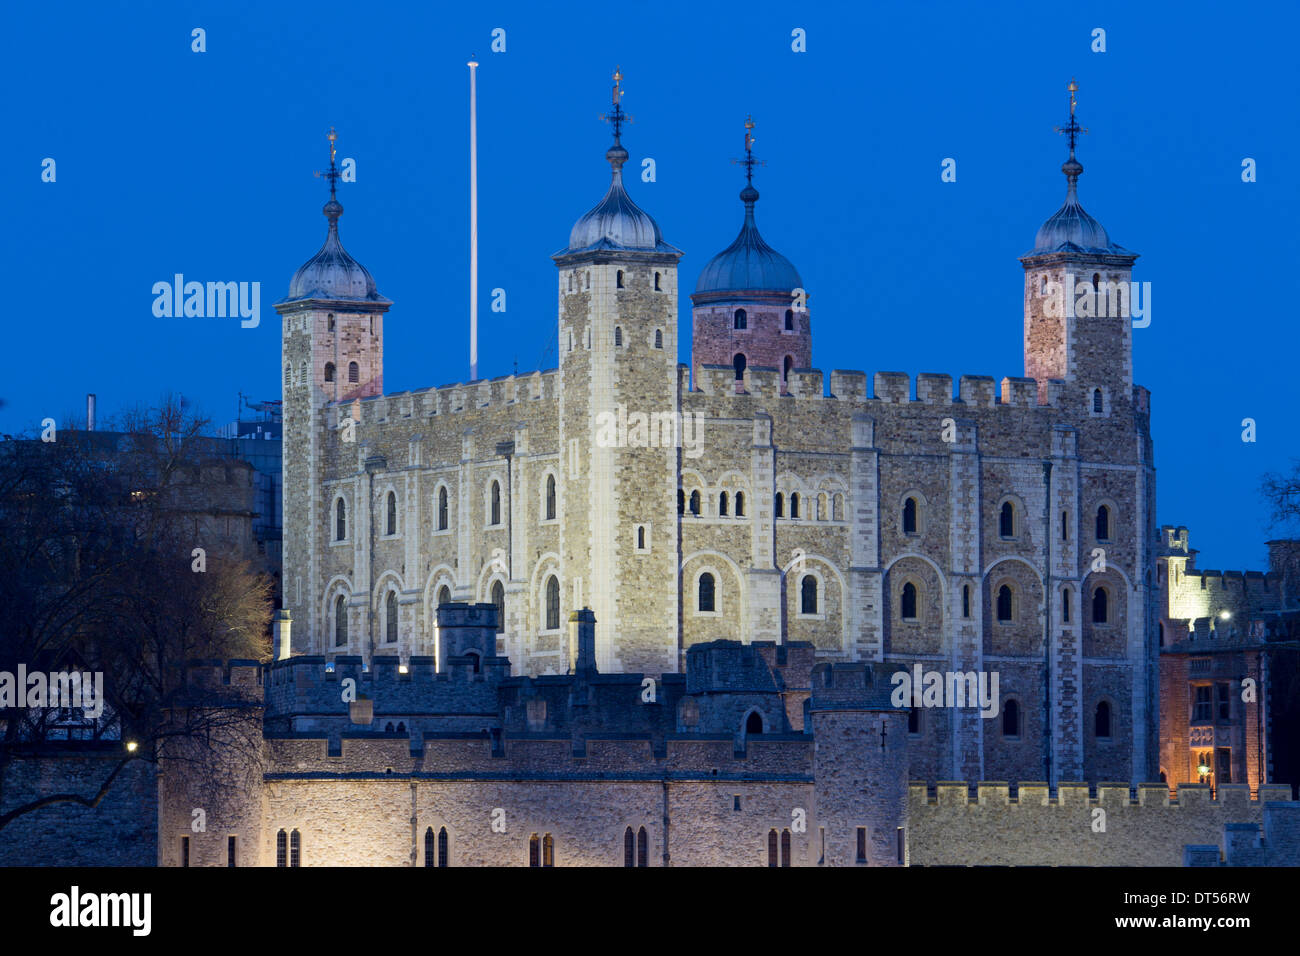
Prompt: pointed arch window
<box><xmin>746</xmin><ymin>711</ymin><xmax>763</xmax><ymax>735</ymax></box>
<box><xmin>490</xmin><ymin>480</ymin><xmax>501</xmax><ymax>526</ymax></box>
<box><xmin>901</xmin><ymin>581</ymin><xmax>918</xmax><ymax>620</ymax></box>
<box><xmin>545</xmin><ymin>576</ymin><xmax>560</xmax><ymax>631</ymax></box>
<box><xmin>800</xmin><ymin>575</ymin><xmax>818</xmax><ymax>614</ymax></box>
<box><xmin>348</xmin><ymin>361</ymin><xmax>359</xmax><ymax>384</ymax></box>
<box><xmin>386</xmin><ymin>491</ymin><xmax>397</xmax><ymax>535</ymax></box>
<box><xmin>335</xmin><ymin>497</ymin><xmax>347</xmax><ymax>541</ymax></box>
<box><xmin>385</xmin><ymin>590</ymin><xmax>398</xmax><ymax>643</ymax></box>
<box><xmin>698</xmin><ymin>573</ymin><xmax>716</xmax><ymax>613</ymax></box>
<box><xmin>437</xmin><ymin>487</ymin><xmax>449</xmax><ymax>530</ymax></box>
<box><xmin>491</xmin><ymin>580</ymin><xmax>505</xmax><ymax>634</ymax></box>
<box><xmin>996</xmin><ymin>585</ymin><xmax>1013</xmax><ymax>623</ymax></box>
<box><xmin>733</xmin><ymin>308</ymin><xmax>747</xmax><ymax>330</ymax></box>
<box><xmin>545</xmin><ymin>474</ymin><xmax>556</xmax><ymax>521</ymax></box>
<box><xmin>335</xmin><ymin>595</ymin><xmax>348</xmax><ymax>646</ymax></box>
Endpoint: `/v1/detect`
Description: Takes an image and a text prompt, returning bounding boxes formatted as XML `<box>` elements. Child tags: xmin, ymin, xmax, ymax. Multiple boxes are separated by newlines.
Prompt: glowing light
<box><xmin>399</xmin><ymin>664</ymin><xmax>409</xmax><ymax>674</ymax></box>
<box><xmin>126</xmin><ymin>741</ymin><xmax>138</xmax><ymax>753</ymax></box>
<box><xmin>1219</xmin><ymin>610</ymin><xmax>1231</xmax><ymax>620</ymax></box>
<box><xmin>1197</xmin><ymin>762</ymin><xmax>1211</xmax><ymax>776</ymax></box>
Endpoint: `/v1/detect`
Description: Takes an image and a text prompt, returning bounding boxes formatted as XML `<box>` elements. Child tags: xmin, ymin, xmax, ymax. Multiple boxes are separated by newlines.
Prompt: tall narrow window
<box><xmin>290</xmin><ymin>829</ymin><xmax>301</xmax><ymax>867</ymax></box>
<box><xmin>678</xmin><ymin>489</ymin><xmax>685</xmax><ymax>515</ymax></box>
<box><xmin>425</xmin><ymin>827</ymin><xmax>436</xmax><ymax>867</ymax></box>
<box><xmin>901</xmin><ymin>582</ymin><xmax>917</xmax><ymax>620</ymax></box>
<box><xmin>962</xmin><ymin>584</ymin><xmax>971</xmax><ymax>618</ymax></box>
<box><xmin>335</xmin><ymin>595</ymin><xmax>348</xmax><ymax>647</ymax></box>
<box><xmin>733</xmin><ymin>308</ymin><xmax>747</xmax><ymax>330</ymax></box>
<box><xmin>438</xmin><ymin>827</ymin><xmax>448</xmax><ymax>866</ymax></box>
<box><xmin>543</xmin><ymin>833</ymin><xmax>554</xmax><ymax>867</ymax></box>
<box><xmin>768</xmin><ymin>829</ymin><xmax>778</xmax><ymax>867</ymax></box>
<box><xmin>1063</xmin><ymin>587</ymin><xmax>1072</xmax><ymax>623</ymax></box>
<box><xmin>689</xmin><ymin>490</ymin><xmax>701</xmax><ymax>515</ymax></box>
<box><xmin>698</xmin><ymin>573</ymin><xmax>716</xmax><ymax>613</ymax></box>
<box><xmin>386</xmin><ymin>491</ymin><xmax>397</xmax><ymax>535</ymax></box>
<box><xmin>545</xmin><ymin>576</ymin><xmax>560</xmax><ymax>630</ymax></box>
<box><xmin>545</xmin><ymin>475</ymin><xmax>556</xmax><ymax>520</ymax></box>
<box><xmin>780</xmin><ymin>829</ymin><xmax>791</xmax><ymax>867</ymax></box>
<box><xmin>790</xmin><ymin>493</ymin><xmax>800</xmax><ymax>519</ymax></box>
<box><xmin>654</xmin><ymin>272</ymin><xmax>661</xmax><ymax>291</ymax></box>
<box><xmin>654</xmin><ymin>329</ymin><xmax>663</xmax><ymax>349</ymax></box>
<box><xmin>335</xmin><ymin>498</ymin><xmax>347</xmax><ymax>541</ymax></box>
<box><xmin>616</xmin><ymin>269</ymin><xmax>624</xmax><ymax>288</ymax></box>
<box><xmin>734</xmin><ymin>353</ymin><xmax>747</xmax><ymax>380</ymax></box>
<box><xmin>783</xmin><ymin>355</ymin><xmax>794</xmax><ymax>382</ymax></box>
<box><xmin>1096</xmin><ymin>505</ymin><xmax>1111</xmax><ymax>541</ymax></box>
<box><xmin>785</xmin><ymin>309</ymin><xmax>794</xmax><ymax>331</ymax></box>
<box><xmin>997</xmin><ymin>585</ymin><xmax>1013</xmax><ymax>623</ymax></box>
<box><xmin>490</xmin><ymin>481</ymin><xmax>501</xmax><ymax>526</ymax></box>
<box><xmin>1003</xmin><ymin>699</ymin><xmax>1020</xmax><ymax>738</ymax></box>
<box><xmin>636</xmin><ymin>526</ymin><xmax>646</xmax><ymax>550</ymax></box>
<box><xmin>348</xmin><ymin>361</ymin><xmax>359</xmax><ymax>384</ymax></box>
<box><xmin>999</xmin><ymin>501</ymin><xmax>1014</xmax><ymax>538</ymax></box>
<box><xmin>637</xmin><ymin>827</ymin><xmax>648</xmax><ymax>867</ymax></box>
<box><xmin>735</xmin><ymin>492</ymin><xmax>745</xmax><ymax>516</ymax></box>
<box><xmin>276</xmin><ymin>829</ymin><xmax>287</xmax><ymax>867</ymax></box>
<box><xmin>438</xmin><ymin>487</ymin><xmax>449</xmax><ymax>530</ymax></box>
<box><xmin>228</xmin><ymin>835</ymin><xmax>237</xmax><ymax>868</ymax></box>
<box><xmin>327</xmin><ymin>313</ymin><xmax>336</xmax><ymax>331</ymax></box>
<box><xmin>775</xmin><ymin>493</ymin><xmax>784</xmax><ymax>518</ymax></box>
<box><xmin>385</xmin><ymin>591</ymin><xmax>398</xmax><ymax>643</ymax></box>
<box><xmin>324</xmin><ymin>362</ymin><xmax>336</xmax><ymax>383</ymax></box>
<box><xmin>801</xmin><ymin>575</ymin><xmax>818</xmax><ymax>614</ymax></box>
<box><xmin>1092</xmin><ymin>587</ymin><xmax>1108</xmax><ymax>624</ymax></box>
<box><xmin>529</xmin><ymin>834</ymin><xmax>540</xmax><ymax>867</ymax></box>
<box><xmin>614</xmin><ymin>326</ymin><xmax>623</xmax><ymax>346</ymax></box>
<box><xmin>856</xmin><ymin>827</ymin><xmax>867</xmax><ymax>863</ymax></box>
<box><xmin>719</xmin><ymin>492</ymin><xmax>729</xmax><ymax>516</ymax></box>
<box><xmin>1093</xmin><ymin>389</ymin><xmax>1104</xmax><ymax>414</ymax></box>
<box><xmin>624</xmin><ymin>827</ymin><xmax>635</xmax><ymax>867</ymax></box>
<box><xmin>902</xmin><ymin>497</ymin><xmax>918</xmax><ymax>534</ymax></box>
<box><xmin>1095</xmin><ymin>701</ymin><xmax>1112</xmax><ymax>738</ymax></box>
<box><xmin>181</xmin><ymin>836</ymin><xmax>190</xmax><ymax>868</ymax></box>
<box><xmin>1061</xmin><ymin>511</ymin><xmax>1069</xmax><ymax>540</ymax></box>
<box><xmin>491</xmin><ymin>580</ymin><xmax>505</xmax><ymax>634</ymax></box>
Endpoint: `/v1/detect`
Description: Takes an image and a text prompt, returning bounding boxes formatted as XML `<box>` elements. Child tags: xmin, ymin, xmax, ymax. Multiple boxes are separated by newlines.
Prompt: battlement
<box><xmin>336</xmin><ymin>368</ymin><xmax>560</xmax><ymax>424</ymax></box>
<box><xmin>809</xmin><ymin>661</ymin><xmax>903</xmax><ymax>711</ymax></box>
<box><xmin>910</xmin><ymin>781</ymin><xmax>1293</xmax><ymax>807</ymax></box>
<box><xmin>684</xmin><ymin>639</ymin><xmax>814</xmax><ymax>694</ymax></box>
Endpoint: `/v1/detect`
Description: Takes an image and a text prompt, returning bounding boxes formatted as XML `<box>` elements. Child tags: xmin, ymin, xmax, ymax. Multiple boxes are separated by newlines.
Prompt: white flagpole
<box><xmin>468</xmin><ymin>58</ymin><xmax>479</xmax><ymax>382</ymax></box>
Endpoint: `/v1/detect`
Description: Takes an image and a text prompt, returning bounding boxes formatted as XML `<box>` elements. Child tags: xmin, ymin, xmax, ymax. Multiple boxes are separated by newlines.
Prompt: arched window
<box><xmin>817</xmin><ymin>493</ymin><xmax>828</xmax><ymax>520</ymax></box>
<box><xmin>348</xmin><ymin>361</ymin><xmax>359</xmax><ymax>384</ymax></box>
<box><xmin>654</xmin><ymin>272</ymin><xmax>661</xmax><ymax>291</ymax></box>
<box><xmin>1061</xmin><ymin>511</ymin><xmax>1069</xmax><ymax>541</ymax></box>
<box><xmin>545</xmin><ymin>576</ymin><xmax>560</xmax><ymax>630</ymax></box>
<box><xmin>289</xmin><ymin>829</ymin><xmax>301</xmax><ymax>867</ymax></box>
<box><xmin>491</xmin><ymin>580</ymin><xmax>505</xmax><ymax>634</ymax></box>
<box><xmin>438</xmin><ymin>487</ymin><xmax>449</xmax><ymax>530</ymax></box>
<box><xmin>637</xmin><ymin>827</ymin><xmax>647</xmax><ymax>867</ymax></box>
<box><xmin>1063</xmin><ymin>587</ymin><xmax>1072</xmax><ymax>623</ymax></box>
<box><xmin>327</xmin><ymin>313</ymin><xmax>335</xmax><ymax>330</ymax></box>
<box><xmin>614</xmin><ymin>326</ymin><xmax>623</xmax><ymax>346</ymax></box>
<box><xmin>624</xmin><ymin>827</ymin><xmax>635</xmax><ymax>867</ymax></box>
<box><xmin>529</xmin><ymin>834</ymin><xmax>540</xmax><ymax>867</ymax></box>
<box><xmin>997</xmin><ymin>585</ymin><xmax>1013</xmax><ymax>623</ymax></box>
<box><xmin>1003</xmin><ymin>699</ymin><xmax>1020</xmax><ymax>738</ymax></box>
<box><xmin>1092</xmin><ymin>587</ymin><xmax>1108</xmax><ymax>624</ymax></box>
<box><xmin>636</xmin><ymin>526</ymin><xmax>646</xmax><ymax>550</ymax></box>
<box><xmin>284</xmin><ymin>363</ymin><xmax>292</xmax><ymax>386</ymax></box>
<box><xmin>785</xmin><ymin>309</ymin><xmax>794</xmax><ymax>331</ymax></box>
<box><xmin>490</xmin><ymin>480</ymin><xmax>501</xmax><ymax>526</ymax></box>
<box><xmin>719</xmin><ymin>492</ymin><xmax>729</xmax><ymax>516</ymax></box>
<box><xmin>424</xmin><ymin>827</ymin><xmax>449</xmax><ymax>867</ymax></box>
<box><xmin>768</xmin><ymin>829</ymin><xmax>778</xmax><ymax>867</ymax></box>
<box><xmin>902</xmin><ymin>497</ymin><xmax>918</xmax><ymax>534</ymax></box>
<box><xmin>385</xmin><ymin>591</ymin><xmax>398</xmax><ymax>643</ymax></box>
<box><xmin>1093</xmin><ymin>389</ymin><xmax>1104</xmax><ymax>414</ymax></box>
<box><xmin>300</xmin><ymin>360</ymin><xmax>307</xmax><ymax>385</ymax></box>
<box><xmin>386</xmin><ymin>491</ymin><xmax>397</xmax><ymax>535</ymax></box>
<box><xmin>833</xmin><ymin>493</ymin><xmax>843</xmax><ymax>520</ymax></box>
<box><xmin>735</xmin><ymin>492</ymin><xmax>745</xmax><ymax>516</ymax></box>
<box><xmin>437</xmin><ymin>585</ymin><xmax>450</xmax><ymax>608</ymax></box>
<box><xmin>276</xmin><ymin>829</ymin><xmax>287</xmax><ymax>867</ymax></box>
<box><xmin>324</xmin><ymin>362</ymin><xmax>336</xmax><ymax>383</ymax></box>
<box><xmin>698</xmin><ymin>573</ymin><xmax>716</xmax><ymax>613</ymax></box>
<box><xmin>999</xmin><ymin>501</ymin><xmax>1015</xmax><ymax>538</ymax></box>
<box><xmin>783</xmin><ymin>355</ymin><xmax>793</xmax><ymax>382</ymax></box>
<box><xmin>733</xmin><ymin>353</ymin><xmax>747</xmax><ymax>380</ymax></box>
<box><xmin>616</xmin><ymin>269</ymin><xmax>624</xmax><ymax>288</ymax></box>
<box><xmin>780</xmin><ymin>829</ymin><xmax>791</xmax><ymax>867</ymax></box>
<box><xmin>335</xmin><ymin>595</ymin><xmax>348</xmax><ymax>646</ymax></box>
<box><xmin>775</xmin><ymin>493</ymin><xmax>784</xmax><ymax>518</ymax></box>
<box><xmin>733</xmin><ymin>308</ymin><xmax>747</xmax><ymax>330</ymax></box>
<box><xmin>334</xmin><ymin>497</ymin><xmax>347</xmax><ymax>541</ymax></box>
<box><xmin>801</xmin><ymin>575</ymin><xmax>818</xmax><ymax>614</ymax></box>
<box><xmin>790</xmin><ymin>493</ymin><xmax>800</xmax><ymax>519</ymax></box>
<box><xmin>1095</xmin><ymin>505</ymin><xmax>1111</xmax><ymax>541</ymax></box>
<box><xmin>689</xmin><ymin>490</ymin><xmax>701</xmax><ymax>515</ymax></box>
<box><xmin>654</xmin><ymin>329</ymin><xmax>663</xmax><ymax>349</ymax></box>
<box><xmin>542</xmin><ymin>833</ymin><xmax>554</xmax><ymax>867</ymax></box>
<box><xmin>1095</xmin><ymin>700</ymin><xmax>1112</xmax><ymax>738</ymax></box>
<box><xmin>465</xmin><ymin>650</ymin><xmax>480</xmax><ymax>674</ymax></box>
<box><xmin>962</xmin><ymin>584</ymin><xmax>971</xmax><ymax>618</ymax></box>
<box><xmin>545</xmin><ymin>475</ymin><xmax>556</xmax><ymax>521</ymax></box>
<box><xmin>677</xmin><ymin>489</ymin><xmax>685</xmax><ymax>515</ymax></box>
<box><xmin>746</xmin><ymin>711</ymin><xmax>763</xmax><ymax>735</ymax></box>
<box><xmin>901</xmin><ymin>582</ymin><xmax>918</xmax><ymax>620</ymax></box>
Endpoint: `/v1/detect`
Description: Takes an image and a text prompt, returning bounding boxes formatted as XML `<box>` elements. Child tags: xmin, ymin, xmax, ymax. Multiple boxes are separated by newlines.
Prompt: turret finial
<box><xmin>1053</xmin><ymin>79</ymin><xmax>1088</xmax><ymax>192</ymax></box>
<box><xmin>731</xmin><ymin>114</ymin><xmax>766</xmax><ymax>187</ymax></box>
<box><xmin>314</xmin><ymin>127</ymin><xmax>344</xmax><ymax>226</ymax></box>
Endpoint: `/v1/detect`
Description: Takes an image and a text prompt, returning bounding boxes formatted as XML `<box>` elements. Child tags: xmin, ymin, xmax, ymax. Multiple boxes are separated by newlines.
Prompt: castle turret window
<box><xmin>698</xmin><ymin>573</ymin><xmax>716</xmax><ymax>613</ymax></box>
<box><xmin>335</xmin><ymin>595</ymin><xmax>348</xmax><ymax>646</ymax></box>
<box><xmin>1095</xmin><ymin>505</ymin><xmax>1111</xmax><ymax>541</ymax></box>
<box><xmin>999</xmin><ymin>501</ymin><xmax>1015</xmax><ymax>538</ymax></box>
<box><xmin>385</xmin><ymin>591</ymin><xmax>397</xmax><ymax>643</ymax></box>
<box><xmin>1092</xmin><ymin>587</ymin><xmax>1108</xmax><ymax>624</ymax></box>
<box><xmin>785</xmin><ymin>309</ymin><xmax>794</xmax><ymax>331</ymax></box>
<box><xmin>903</xmin><ymin>497</ymin><xmax>918</xmax><ymax>535</ymax></box>
<box><xmin>545</xmin><ymin>576</ymin><xmax>560</xmax><ymax>630</ymax></box>
<box><xmin>335</xmin><ymin>497</ymin><xmax>347</xmax><ymax>541</ymax></box>
<box><xmin>437</xmin><ymin>487</ymin><xmax>449</xmax><ymax>530</ymax></box>
<box><xmin>1092</xmin><ymin>389</ymin><xmax>1104</xmax><ymax>414</ymax></box>
<box><xmin>800</xmin><ymin>575</ymin><xmax>818</xmax><ymax>614</ymax></box>
<box><xmin>491</xmin><ymin>580</ymin><xmax>505</xmax><ymax>634</ymax></box>
<box><xmin>324</xmin><ymin>362</ymin><xmax>336</xmax><ymax>383</ymax></box>
<box><xmin>490</xmin><ymin>480</ymin><xmax>501</xmax><ymax>526</ymax></box>
<box><xmin>545</xmin><ymin>474</ymin><xmax>556</xmax><ymax>521</ymax></box>
<box><xmin>901</xmin><ymin>581</ymin><xmax>918</xmax><ymax>620</ymax></box>
<box><xmin>654</xmin><ymin>329</ymin><xmax>663</xmax><ymax>349</ymax></box>
<box><xmin>996</xmin><ymin>585</ymin><xmax>1013</xmax><ymax>623</ymax></box>
<box><xmin>614</xmin><ymin>326</ymin><xmax>623</xmax><ymax>346</ymax></box>
<box><xmin>654</xmin><ymin>271</ymin><xmax>661</xmax><ymax>291</ymax></box>
<box><xmin>348</xmin><ymin>361</ymin><xmax>359</xmax><ymax>384</ymax></box>
<box><xmin>734</xmin><ymin>308</ymin><xmax>747</xmax><ymax>330</ymax></box>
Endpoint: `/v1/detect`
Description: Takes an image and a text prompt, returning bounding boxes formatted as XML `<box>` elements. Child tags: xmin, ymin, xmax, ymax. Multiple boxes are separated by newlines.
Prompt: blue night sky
<box><xmin>5</xmin><ymin>1</ymin><xmax>1297</xmax><ymax>572</ymax></box>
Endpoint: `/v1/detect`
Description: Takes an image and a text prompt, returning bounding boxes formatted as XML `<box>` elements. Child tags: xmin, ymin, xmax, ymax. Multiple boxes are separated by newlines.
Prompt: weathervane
<box><xmin>731</xmin><ymin>114</ymin><xmax>765</xmax><ymax>184</ymax></box>
<box><xmin>314</xmin><ymin>127</ymin><xmax>341</xmax><ymax>198</ymax></box>
<box><xmin>600</xmin><ymin>66</ymin><xmax>632</xmax><ymax>143</ymax></box>
<box><xmin>1053</xmin><ymin>78</ymin><xmax>1088</xmax><ymax>157</ymax></box>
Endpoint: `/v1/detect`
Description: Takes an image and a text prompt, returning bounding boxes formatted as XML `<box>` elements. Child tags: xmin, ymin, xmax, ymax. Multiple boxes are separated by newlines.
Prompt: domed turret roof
<box><xmin>561</xmin><ymin>143</ymin><xmax>679</xmax><ymax>256</ymax></box>
<box><xmin>285</xmin><ymin>197</ymin><xmax>387</xmax><ymax>303</ymax></box>
<box><xmin>1028</xmin><ymin>157</ymin><xmax>1132</xmax><ymax>257</ymax></box>
<box><xmin>695</xmin><ymin>183</ymin><xmax>802</xmax><ymax>294</ymax></box>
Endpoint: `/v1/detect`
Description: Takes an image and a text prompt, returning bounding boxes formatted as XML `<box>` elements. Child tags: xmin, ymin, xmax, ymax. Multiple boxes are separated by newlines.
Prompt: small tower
<box><xmin>275</xmin><ymin>129</ymin><xmax>392</xmax><ymax>654</ymax></box>
<box><xmin>552</xmin><ymin>70</ymin><xmax>682</xmax><ymax>676</ymax></box>
<box><xmin>1020</xmin><ymin>80</ymin><xmax>1139</xmax><ymax>408</ymax></box>
<box><xmin>691</xmin><ymin>117</ymin><xmax>809</xmax><ymax>392</ymax></box>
